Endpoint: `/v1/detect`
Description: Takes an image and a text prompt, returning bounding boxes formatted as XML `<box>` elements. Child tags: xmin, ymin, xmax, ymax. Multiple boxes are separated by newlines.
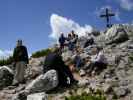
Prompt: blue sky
<box><xmin>0</xmin><ymin>0</ymin><xmax>133</xmax><ymax>57</ymax></box>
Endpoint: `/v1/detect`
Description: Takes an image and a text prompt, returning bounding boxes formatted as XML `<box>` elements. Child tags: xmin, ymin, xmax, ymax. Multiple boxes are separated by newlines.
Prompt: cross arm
<box><xmin>108</xmin><ymin>13</ymin><xmax>115</xmax><ymax>16</ymax></box>
<box><xmin>100</xmin><ymin>14</ymin><xmax>107</xmax><ymax>18</ymax></box>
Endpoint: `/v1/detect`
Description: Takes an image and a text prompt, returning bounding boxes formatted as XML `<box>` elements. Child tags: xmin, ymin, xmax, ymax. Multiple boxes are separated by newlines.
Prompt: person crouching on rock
<box><xmin>88</xmin><ymin>47</ymin><xmax>107</xmax><ymax>75</ymax></box>
<box><xmin>12</xmin><ymin>39</ymin><xmax>29</xmax><ymax>86</ymax></box>
<box><xmin>43</xmin><ymin>47</ymin><xmax>78</xmax><ymax>87</ymax></box>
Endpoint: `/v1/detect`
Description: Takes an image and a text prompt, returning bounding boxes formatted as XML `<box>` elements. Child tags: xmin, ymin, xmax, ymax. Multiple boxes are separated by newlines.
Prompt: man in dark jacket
<box><xmin>12</xmin><ymin>40</ymin><xmax>28</xmax><ymax>85</ymax></box>
<box><xmin>43</xmin><ymin>48</ymin><xmax>77</xmax><ymax>87</ymax></box>
<box><xmin>59</xmin><ymin>33</ymin><xmax>66</xmax><ymax>52</ymax></box>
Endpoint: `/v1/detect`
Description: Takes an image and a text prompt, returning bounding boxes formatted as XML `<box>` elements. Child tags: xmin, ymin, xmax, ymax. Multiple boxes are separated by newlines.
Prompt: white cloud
<box><xmin>118</xmin><ymin>0</ymin><xmax>133</xmax><ymax>11</ymax></box>
<box><xmin>115</xmin><ymin>9</ymin><xmax>121</xmax><ymax>22</ymax></box>
<box><xmin>49</xmin><ymin>14</ymin><xmax>93</xmax><ymax>41</ymax></box>
<box><xmin>0</xmin><ymin>50</ymin><xmax>13</xmax><ymax>59</ymax></box>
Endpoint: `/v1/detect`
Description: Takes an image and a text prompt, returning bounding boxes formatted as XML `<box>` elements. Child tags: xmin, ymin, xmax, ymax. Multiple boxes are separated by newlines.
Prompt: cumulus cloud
<box><xmin>49</xmin><ymin>14</ymin><xmax>93</xmax><ymax>41</ymax></box>
<box><xmin>0</xmin><ymin>50</ymin><xmax>13</xmax><ymax>59</ymax></box>
<box><xmin>118</xmin><ymin>0</ymin><xmax>133</xmax><ymax>11</ymax></box>
<box><xmin>115</xmin><ymin>9</ymin><xmax>121</xmax><ymax>22</ymax></box>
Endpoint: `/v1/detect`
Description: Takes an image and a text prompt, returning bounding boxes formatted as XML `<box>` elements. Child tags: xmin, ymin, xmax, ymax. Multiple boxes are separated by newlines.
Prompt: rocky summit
<box><xmin>0</xmin><ymin>24</ymin><xmax>133</xmax><ymax>100</ymax></box>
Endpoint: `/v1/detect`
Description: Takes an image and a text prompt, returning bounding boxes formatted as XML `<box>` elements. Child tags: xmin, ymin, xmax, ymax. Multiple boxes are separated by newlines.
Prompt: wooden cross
<box><xmin>100</xmin><ymin>8</ymin><xmax>115</xmax><ymax>28</ymax></box>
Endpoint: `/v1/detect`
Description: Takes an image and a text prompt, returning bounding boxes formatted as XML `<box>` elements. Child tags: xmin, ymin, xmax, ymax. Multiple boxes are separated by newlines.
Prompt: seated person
<box><xmin>73</xmin><ymin>50</ymin><xmax>84</xmax><ymax>69</ymax></box>
<box><xmin>43</xmin><ymin>48</ymin><xmax>77</xmax><ymax>87</ymax></box>
<box><xmin>88</xmin><ymin>47</ymin><xmax>107</xmax><ymax>75</ymax></box>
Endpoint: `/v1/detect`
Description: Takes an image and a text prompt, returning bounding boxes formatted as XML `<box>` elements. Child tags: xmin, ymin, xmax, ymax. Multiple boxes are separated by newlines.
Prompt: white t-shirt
<box><xmin>91</xmin><ymin>51</ymin><xmax>107</xmax><ymax>64</ymax></box>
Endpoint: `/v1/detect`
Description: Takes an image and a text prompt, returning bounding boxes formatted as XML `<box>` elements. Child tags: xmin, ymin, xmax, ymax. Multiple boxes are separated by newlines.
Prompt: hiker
<box><xmin>88</xmin><ymin>47</ymin><xmax>107</xmax><ymax>75</ymax></box>
<box><xmin>12</xmin><ymin>40</ymin><xmax>29</xmax><ymax>85</ymax></box>
<box><xmin>74</xmin><ymin>49</ymin><xmax>84</xmax><ymax>69</ymax></box>
<box><xmin>71</xmin><ymin>30</ymin><xmax>78</xmax><ymax>47</ymax></box>
<box><xmin>74</xmin><ymin>54</ymin><xmax>83</xmax><ymax>69</ymax></box>
<box><xmin>43</xmin><ymin>48</ymin><xmax>77</xmax><ymax>87</ymax></box>
<box><xmin>67</xmin><ymin>33</ymin><xmax>73</xmax><ymax>51</ymax></box>
<box><xmin>84</xmin><ymin>34</ymin><xmax>94</xmax><ymax>48</ymax></box>
<box><xmin>59</xmin><ymin>33</ymin><xmax>66</xmax><ymax>52</ymax></box>
<box><xmin>67</xmin><ymin>31</ymin><xmax>78</xmax><ymax>52</ymax></box>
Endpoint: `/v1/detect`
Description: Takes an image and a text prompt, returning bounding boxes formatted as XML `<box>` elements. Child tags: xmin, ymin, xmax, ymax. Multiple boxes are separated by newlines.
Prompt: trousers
<box><xmin>14</xmin><ymin>61</ymin><xmax>26</xmax><ymax>83</ymax></box>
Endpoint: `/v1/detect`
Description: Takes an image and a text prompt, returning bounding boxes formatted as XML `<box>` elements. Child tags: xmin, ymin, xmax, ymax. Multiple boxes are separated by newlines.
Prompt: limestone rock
<box><xmin>0</xmin><ymin>66</ymin><xmax>14</xmax><ymax>90</ymax></box>
<box><xmin>62</xmin><ymin>51</ymin><xmax>73</xmax><ymax>61</ymax></box>
<box><xmin>29</xmin><ymin>57</ymin><xmax>45</xmax><ymax>66</ymax></box>
<box><xmin>78</xmin><ymin>36</ymin><xmax>88</xmax><ymax>48</ymax></box>
<box><xmin>79</xmin><ymin>69</ymin><xmax>86</xmax><ymax>76</ymax></box>
<box><xmin>25</xmin><ymin>64</ymin><xmax>43</xmax><ymax>79</ymax></box>
<box><xmin>12</xmin><ymin>91</ymin><xmax>27</xmax><ymax>100</ymax></box>
<box><xmin>25</xmin><ymin>57</ymin><xmax>45</xmax><ymax>79</ymax></box>
<box><xmin>25</xmin><ymin>70</ymin><xmax>58</xmax><ymax>94</ymax></box>
<box><xmin>105</xmin><ymin>24</ymin><xmax>129</xmax><ymax>44</ymax></box>
<box><xmin>102</xmin><ymin>83</ymin><xmax>112</xmax><ymax>93</ymax></box>
<box><xmin>78</xmin><ymin>79</ymin><xmax>89</xmax><ymax>87</ymax></box>
<box><xmin>114</xmin><ymin>87</ymin><xmax>129</xmax><ymax>97</ymax></box>
<box><xmin>27</xmin><ymin>92</ymin><xmax>48</xmax><ymax>100</ymax></box>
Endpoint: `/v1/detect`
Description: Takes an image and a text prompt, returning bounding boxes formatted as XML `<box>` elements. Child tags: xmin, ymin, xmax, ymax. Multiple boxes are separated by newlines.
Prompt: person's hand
<box><xmin>69</xmin><ymin>64</ymin><xmax>75</xmax><ymax>72</ymax></box>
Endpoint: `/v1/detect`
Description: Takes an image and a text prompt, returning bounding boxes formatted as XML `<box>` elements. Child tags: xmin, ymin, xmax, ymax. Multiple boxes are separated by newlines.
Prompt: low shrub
<box><xmin>31</xmin><ymin>48</ymin><xmax>52</xmax><ymax>58</ymax></box>
<box><xmin>0</xmin><ymin>56</ymin><xmax>13</xmax><ymax>66</ymax></box>
<box><xmin>129</xmin><ymin>55</ymin><xmax>133</xmax><ymax>61</ymax></box>
<box><xmin>65</xmin><ymin>92</ymin><xmax>106</xmax><ymax>100</ymax></box>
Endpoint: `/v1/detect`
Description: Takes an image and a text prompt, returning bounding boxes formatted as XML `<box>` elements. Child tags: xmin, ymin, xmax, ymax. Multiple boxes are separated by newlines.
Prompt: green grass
<box><xmin>65</xmin><ymin>91</ymin><xmax>106</xmax><ymax>100</ymax></box>
<box><xmin>129</xmin><ymin>55</ymin><xmax>133</xmax><ymax>61</ymax></box>
<box><xmin>0</xmin><ymin>56</ymin><xmax>13</xmax><ymax>66</ymax></box>
<box><xmin>31</xmin><ymin>48</ymin><xmax>52</xmax><ymax>58</ymax></box>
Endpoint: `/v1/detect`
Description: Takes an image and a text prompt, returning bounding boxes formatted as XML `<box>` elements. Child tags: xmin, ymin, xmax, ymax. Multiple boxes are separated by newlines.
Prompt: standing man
<box><xmin>59</xmin><ymin>33</ymin><xmax>66</xmax><ymax>52</ymax></box>
<box><xmin>12</xmin><ymin>40</ymin><xmax>29</xmax><ymax>85</ymax></box>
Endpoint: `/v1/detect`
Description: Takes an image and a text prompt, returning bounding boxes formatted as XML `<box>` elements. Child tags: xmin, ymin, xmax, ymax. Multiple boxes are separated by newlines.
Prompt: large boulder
<box><xmin>11</xmin><ymin>91</ymin><xmax>27</xmax><ymax>100</ymax></box>
<box><xmin>25</xmin><ymin>64</ymin><xmax>43</xmax><ymax>80</ymax></box>
<box><xmin>0</xmin><ymin>66</ymin><xmax>14</xmax><ymax>89</ymax></box>
<box><xmin>105</xmin><ymin>24</ymin><xmax>129</xmax><ymax>44</ymax></box>
<box><xmin>114</xmin><ymin>87</ymin><xmax>129</xmax><ymax>97</ymax></box>
<box><xmin>27</xmin><ymin>92</ymin><xmax>48</xmax><ymax>100</ymax></box>
<box><xmin>25</xmin><ymin>70</ymin><xmax>58</xmax><ymax>94</ymax></box>
<box><xmin>62</xmin><ymin>50</ymin><xmax>73</xmax><ymax>61</ymax></box>
<box><xmin>25</xmin><ymin>57</ymin><xmax>45</xmax><ymax>79</ymax></box>
<box><xmin>123</xmin><ymin>24</ymin><xmax>133</xmax><ymax>39</ymax></box>
<box><xmin>29</xmin><ymin>57</ymin><xmax>45</xmax><ymax>66</ymax></box>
